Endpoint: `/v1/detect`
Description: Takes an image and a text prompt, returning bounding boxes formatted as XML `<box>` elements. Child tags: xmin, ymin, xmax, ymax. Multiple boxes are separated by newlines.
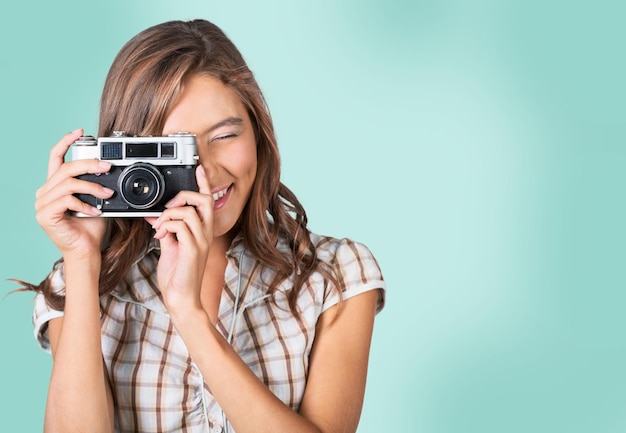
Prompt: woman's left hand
<box><xmin>145</xmin><ymin>164</ymin><xmax>213</xmax><ymax>314</ymax></box>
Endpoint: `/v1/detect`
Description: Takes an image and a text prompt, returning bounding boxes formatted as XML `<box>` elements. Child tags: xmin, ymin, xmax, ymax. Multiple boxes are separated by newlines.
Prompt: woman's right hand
<box><xmin>35</xmin><ymin>128</ymin><xmax>115</xmax><ymax>259</ymax></box>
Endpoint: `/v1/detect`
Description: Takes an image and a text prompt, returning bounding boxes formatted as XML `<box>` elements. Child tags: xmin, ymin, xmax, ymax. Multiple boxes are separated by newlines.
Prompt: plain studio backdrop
<box><xmin>1</xmin><ymin>1</ymin><xmax>626</xmax><ymax>432</ymax></box>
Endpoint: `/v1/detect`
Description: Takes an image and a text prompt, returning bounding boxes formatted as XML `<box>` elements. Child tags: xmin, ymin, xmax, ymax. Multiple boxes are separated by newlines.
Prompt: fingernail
<box><xmin>99</xmin><ymin>161</ymin><xmax>112</xmax><ymax>169</ymax></box>
<box><xmin>70</xmin><ymin>128</ymin><xmax>82</xmax><ymax>135</ymax></box>
<box><xmin>90</xmin><ymin>207</ymin><xmax>102</xmax><ymax>216</ymax></box>
<box><xmin>103</xmin><ymin>187</ymin><xmax>114</xmax><ymax>195</ymax></box>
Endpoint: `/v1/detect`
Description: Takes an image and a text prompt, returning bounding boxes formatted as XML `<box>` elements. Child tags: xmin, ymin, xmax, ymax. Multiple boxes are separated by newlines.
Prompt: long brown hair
<box><xmin>26</xmin><ymin>19</ymin><xmax>334</xmax><ymax>315</ymax></box>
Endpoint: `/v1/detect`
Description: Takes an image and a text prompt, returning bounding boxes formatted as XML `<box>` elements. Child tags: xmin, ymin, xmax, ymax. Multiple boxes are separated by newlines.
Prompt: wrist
<box><xmin>168</xmin><ymin>303</ymin><xmax>210</xmax><ymax>330</ymax></box>
<box><xmin>62</xmin><ymin>253</ymin><xmax>103</xmax><ymax>286</ymax></box>
<box><xmin>62</xmin><ymin>250</ymin><xmax>102</xmax><ymax>267</ymax></box>
<box><xmin>61</xmin><ymin>252</ymin><xmax>103</xmax><ymax>312</ymax></box>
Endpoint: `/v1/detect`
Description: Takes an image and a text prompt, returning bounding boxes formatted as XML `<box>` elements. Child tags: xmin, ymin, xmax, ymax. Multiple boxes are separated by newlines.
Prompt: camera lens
<box><xmin>118</xmin><ymin>163</ymin><xmax>165</xmax><ymax>209</ymax></box>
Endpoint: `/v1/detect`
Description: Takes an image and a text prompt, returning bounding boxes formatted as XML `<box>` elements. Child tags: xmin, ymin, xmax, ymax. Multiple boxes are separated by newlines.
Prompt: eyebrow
<box><xmin>205</xmin><ymin>117</ymin><xmax>244</xmax><ymax>134</ymax></box>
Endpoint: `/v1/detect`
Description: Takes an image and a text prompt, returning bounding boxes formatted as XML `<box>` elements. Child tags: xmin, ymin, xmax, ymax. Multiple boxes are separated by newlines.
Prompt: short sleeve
<box><xmin>321</xmin><ymin>238</ymin><xmax>386</xmax><ymax>314</ymax></box>
<box><xmin>32</xmin><ymin>264</ymin><xmax>66</xmax><ymax>354</ymax></box>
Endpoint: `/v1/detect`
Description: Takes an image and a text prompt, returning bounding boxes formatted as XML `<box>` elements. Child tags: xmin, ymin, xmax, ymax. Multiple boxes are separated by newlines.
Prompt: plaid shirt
<box><xmin>33</xmin><ymin>233</ymin><xmax>386</xmax><ymax>433</ymax></box>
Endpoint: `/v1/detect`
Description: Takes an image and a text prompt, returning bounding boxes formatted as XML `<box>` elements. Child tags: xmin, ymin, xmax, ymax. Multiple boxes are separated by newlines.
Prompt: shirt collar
<box><xmin>141</xmin><ymin>231</ymin><xmax>247</xmax><ymax>259</ymax></box>
<box><xmin>226</xmin><ymin>232</ymin><xmax>246</xmax><ymax>258</ymax></box>
<box><xmin>112</xmin><ymin>230</ymin><xmax>294</xmax><ymax>313</ymax></box>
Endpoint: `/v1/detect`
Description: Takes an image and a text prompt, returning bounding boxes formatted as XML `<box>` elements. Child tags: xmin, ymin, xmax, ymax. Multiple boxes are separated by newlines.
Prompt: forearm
<box><xmin>44</xmin><ymin>256</ymin><xmax>113</xmax><ymax>433</ymax></box>
<box><xmin>171</xmin><ymin>309</ymin><xmax>322</xmax><ymax>433</ymax></box>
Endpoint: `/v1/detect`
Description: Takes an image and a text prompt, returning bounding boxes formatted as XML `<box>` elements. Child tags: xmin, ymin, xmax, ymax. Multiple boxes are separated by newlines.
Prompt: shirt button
<box><xmin>214</xmin><ymin>427</ymin><xmax>223</xmax><ymax>433</ymax></box>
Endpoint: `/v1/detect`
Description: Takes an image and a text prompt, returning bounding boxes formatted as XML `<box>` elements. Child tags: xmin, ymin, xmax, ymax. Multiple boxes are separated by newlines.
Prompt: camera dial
<box><xmin>74</xmin><ymin>136</ymin><xmax>97</xmax><ymax>146</ymax></box>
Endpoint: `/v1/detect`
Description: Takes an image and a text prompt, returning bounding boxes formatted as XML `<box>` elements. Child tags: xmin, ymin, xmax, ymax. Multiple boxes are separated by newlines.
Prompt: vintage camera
<box><xmin>71</xmin><ymin>131</ymin><xmax>199</xmax><ymax>217</ymax></box>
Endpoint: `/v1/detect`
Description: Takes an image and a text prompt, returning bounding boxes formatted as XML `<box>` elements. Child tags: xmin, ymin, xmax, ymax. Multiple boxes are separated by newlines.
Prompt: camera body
<box><xmin>71</xmin><ymin>131</ymin><xmax>199</xmax><ymax>217</ymax></box>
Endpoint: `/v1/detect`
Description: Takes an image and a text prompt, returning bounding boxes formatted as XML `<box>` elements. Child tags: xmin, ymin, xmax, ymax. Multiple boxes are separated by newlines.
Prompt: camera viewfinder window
<box><xmin>127</xmin><ymin>143</ymin><xmax>158</xmax><ymax>158</ymax></box>
<box><xmin>101</xmin><ymin>142</ymin><xmax>123</xmax><ymax>159</ymax></box>
<box><xmin>161</xmin><ymin>142</ymin><xmax>175</xmax><ymax>158</ymax></box>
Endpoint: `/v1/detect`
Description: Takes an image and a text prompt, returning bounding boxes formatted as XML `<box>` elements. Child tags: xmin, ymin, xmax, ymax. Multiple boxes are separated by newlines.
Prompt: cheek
<box><xmin>198</xmin><ymin>139</ymin><xmax>257</xmax><ymax>183</ymax></box>
<box><xmin>230</xmin><ymin>144</ymin><xmax>258</xmax><ymax>180</ymax></box>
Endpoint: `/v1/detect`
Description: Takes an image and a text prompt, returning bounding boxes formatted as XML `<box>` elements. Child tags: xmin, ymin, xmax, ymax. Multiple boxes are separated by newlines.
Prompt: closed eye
<box><xmin>205</xmin><ymin>117</ymin><xmax>244</xmax><ymax>142</ymax></box>
<box><xmin>211</xmin><ymin>132</ymin><xmax>239</xmax><ymax>143</ymax></box>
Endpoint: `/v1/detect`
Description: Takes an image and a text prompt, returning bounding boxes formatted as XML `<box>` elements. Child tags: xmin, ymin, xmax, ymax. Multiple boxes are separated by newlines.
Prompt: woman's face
<box><xmin>162</xmin><ymin>74</ymin><xmax>257</xmax><ymax>238</ymax></box>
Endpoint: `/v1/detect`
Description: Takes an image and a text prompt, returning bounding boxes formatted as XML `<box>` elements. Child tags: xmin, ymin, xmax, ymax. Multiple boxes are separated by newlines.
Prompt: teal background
<box><xmin>1</xmin><ymin>0</ymin><xmax>625</xmax><ymax>431</ymax></box>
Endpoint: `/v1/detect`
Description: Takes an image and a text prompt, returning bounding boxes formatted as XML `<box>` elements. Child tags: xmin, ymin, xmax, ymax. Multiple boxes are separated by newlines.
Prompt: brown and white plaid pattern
<box><xmin>34</xmin><ymin>233</ymin><xmax>386</xmax><ymax>433</ymax></box>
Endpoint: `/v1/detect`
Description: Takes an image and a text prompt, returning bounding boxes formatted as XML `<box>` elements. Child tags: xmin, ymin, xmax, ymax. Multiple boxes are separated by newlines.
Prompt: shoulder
<box><xmin>309</xmin><ymin>232</ymin><xmax>387</xmax><ymax>314</ymax></box>
<box><xmin>310</xmin><ymin>233</ymin><xmax>382</xmax><ymax>269</ymax></box>
<box><xmin>272</xmin><ymin>230</ymin><xmax>384</xmax><ymax>278</ymax></box>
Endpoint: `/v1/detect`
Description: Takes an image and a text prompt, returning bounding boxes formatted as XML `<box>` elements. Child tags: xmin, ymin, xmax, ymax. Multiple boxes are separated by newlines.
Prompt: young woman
<box><xmin>28</xmin><ymin>19</ymin><xmax>385</xmax><ymax>433</ymax></box>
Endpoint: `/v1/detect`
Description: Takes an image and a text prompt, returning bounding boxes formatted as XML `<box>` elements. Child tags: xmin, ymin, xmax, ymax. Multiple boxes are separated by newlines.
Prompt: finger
<box><xmin>155</xmin><ymin>229</ymin><xmax>177</xmax><ymax>253</ymax></box>
<box><xmin>36</xmin><ymin>177</ymin><xmax>114</xmax><ymax>211</ymax></box>
<box><xmin>144</xmin><ymin>216</ymin><xmax>158</xmax><ymax>227</ymax></box>
<box><xmin>36</xmin><ymin>194</ymin><xmax>103</xmax><ymax>225</ymax></box>
<box><xmin>196</xmin><ymin>164</ymin><xmax>211</xmax><ymax>195</ymax></box>
<box><xmin>155</xmin><ymin>214</ymin><xmax>209</xmax><ymax>262</ymax></box>
<box><xmin>154</xmin><ymin>220</ymin><xmax>197</xmax><ymax>253</ymax></box>
<box><xmin>164</xmin><ymin>190</ymin><xmax>213</xmax><ymax>213</ymax></box>
<box><xmin>47</xmin><ymin>129</ymin><xmax>84</xmax><ymax>179</ymax></box>
<box><xmin>164</xmin><ymin>191</ymin><xmax>211</xmax><ymax>212</ymax></box>
<box><xmin>154</xmin><ymin>207</ymin><xmax>204</xmax><ymax>234</ymax></box>
<box><xmin>164</xmin><ymin>190</ymin><xmax>213</xmax><ymax>227</ymax></box>
<box><xmin>153</xmin><ymin>207</ymin><xmax>208</xmax><ymax>248</ymax></box>
<box><xmin>38</xmin><ymin>159</ymin><xmax>112</xmax><ymax>199</ymax></box>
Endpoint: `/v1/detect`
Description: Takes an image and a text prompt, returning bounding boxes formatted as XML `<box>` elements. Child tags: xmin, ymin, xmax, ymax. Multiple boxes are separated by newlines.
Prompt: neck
<box><xmin>209</xmin><ymin>231</ymin><xmax>235</xmax><ymax>261</ymax></box>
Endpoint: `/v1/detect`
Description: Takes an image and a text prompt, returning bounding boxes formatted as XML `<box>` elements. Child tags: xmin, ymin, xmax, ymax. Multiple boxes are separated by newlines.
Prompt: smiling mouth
<box><xmin>212</xmin><ymin>185</ymin><xmax>232</xmax><ymax>201</ymax></box>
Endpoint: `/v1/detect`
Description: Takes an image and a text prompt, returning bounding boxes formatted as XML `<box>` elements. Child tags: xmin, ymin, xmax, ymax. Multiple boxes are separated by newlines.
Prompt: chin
<box><xmin>213</xmin><ymin>219</ymin><xmax>238</xmax><ymax>239</ymax></box>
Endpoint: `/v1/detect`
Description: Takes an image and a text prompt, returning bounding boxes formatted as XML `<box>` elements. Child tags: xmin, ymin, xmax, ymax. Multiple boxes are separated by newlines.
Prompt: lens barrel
<box><xmin>118</xmin><ymin>163</ymin><xmax>165</xmax><ymax>209</ymax></box>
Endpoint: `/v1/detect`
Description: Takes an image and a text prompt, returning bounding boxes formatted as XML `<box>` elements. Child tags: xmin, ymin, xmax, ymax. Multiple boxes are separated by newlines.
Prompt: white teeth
<box><xmin>212</xmin><ymin>187</ymin><xmax>229</xmax><ymax>201</ymax></box>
